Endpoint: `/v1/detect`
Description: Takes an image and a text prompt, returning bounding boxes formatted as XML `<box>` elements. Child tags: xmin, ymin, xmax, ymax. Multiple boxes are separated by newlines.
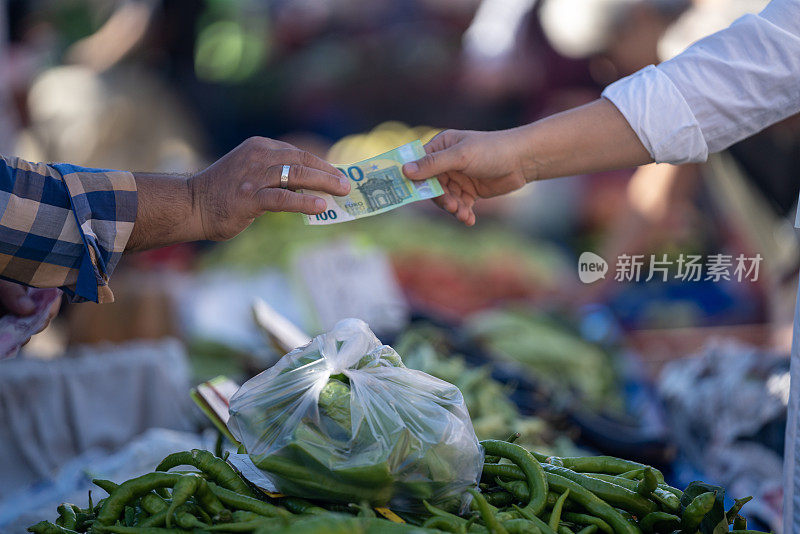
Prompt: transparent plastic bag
<box><xmin>228</xmin><ymin>318</ymin><xmax>483</xmax><ymax>511</ymax></box>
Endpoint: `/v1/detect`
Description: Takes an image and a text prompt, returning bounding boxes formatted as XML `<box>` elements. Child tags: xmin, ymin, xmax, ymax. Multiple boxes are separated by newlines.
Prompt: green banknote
<box><xmin>304</xmin><ymin>140</ymin><xmax>443</xmax><ymax>225</ymax></box>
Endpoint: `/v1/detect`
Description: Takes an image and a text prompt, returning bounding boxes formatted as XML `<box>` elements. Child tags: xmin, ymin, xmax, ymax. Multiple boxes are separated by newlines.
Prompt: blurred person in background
<box><xmin>403</xmin><ymin>0</ymin><xmax>800</xmax><ymax>528</ymax></box>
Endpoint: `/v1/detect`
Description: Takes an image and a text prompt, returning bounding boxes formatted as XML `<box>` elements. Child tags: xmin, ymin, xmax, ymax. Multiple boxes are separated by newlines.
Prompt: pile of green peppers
<box><xmin>470</xmin><ymin>439</ymin><xmax>764</xmax><ymax>534</ymax></box>
<box><xmin>29</xmin><ymin>441</ymin><xmax>769</xmax><ymax>533</ymax></box>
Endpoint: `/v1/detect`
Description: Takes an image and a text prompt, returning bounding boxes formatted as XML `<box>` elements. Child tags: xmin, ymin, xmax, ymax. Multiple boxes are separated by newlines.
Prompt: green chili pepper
<box><xmin>658</xmin><ymin>484</ymin><xmax>682</xmax><ymax>499</ymax></box>
<box><xmin>575</xmin><ymin>526</ymin><xmax>598</xmax><ymax>534</ymax></box>
<box><xmin>483</xmin><ymin>463</ymin><xmax>525</xmax><ymax>482</ymax></box>
<box><xmin>732</xmin><ymin>514</ymin><xmax>748</xmax><ymax>530</ymax></box>
<box><xmin>639</xmin><ymin>511</ymin><xmax>680</xmax><ymax>533</ymax></box>
<box><xmin>548</xmin><ymin>490</ymin><xmax>569</xmax><ymax>531</ymax></box>
<box><xmin>206</xmin><ymin>519</ymin><xmax>284</xmax><ymax>532</ymax></box>
<box><xmin>556</xmin><ymin>525</ymin><xmax>574</xmax><ymax>534</ymax></box>
<box><xmin>494</xmin><ymin>478</ymin><xmax>532</xmax><ymax>503</ymax></box>
<box><xmin>215</xmin><ymin>509</ymin><xmax>235</xmax><ymax>523</ymax></box>
<box><xmin>92</xmin><ymin>498</ymin><xmax>106</xmax><ymax>516</ymax></box>
<box><xmin>423</xmin><ymin>500</ymin><xmax>468</xmax><ymax>526</ymax></box>
<box><xmin>138</xmin><ymin>509</ymin><xmax>167</xmax><ymax>528</ymax></box>
<box><xmin>636</xmin><ymin>468</ymin><xmax>657</xmax><ymax>496</ymax></box>
<box><xmin>74</xmin><ymin>511</ymin><xmax>94</xmax><ymax>533</ymax></box>
<box><xmin>56</xmin><ymin>504</ymin><xmax>78</xmax><ymax>530</ymax></box>
<box><xmin>95</xmin><ymin>472</ymin><xmax>183</xmax><ymax>526</ymax></box>
<box><xmin>231</xmin><ymin>510</ymin><xmax>266</xmax><ymax>522</ymax></box>
<box><xmin>174</xmin><ymin>513</ymin><xmax>208</xmax><ymax>530</ymax></box>
<box><xmin>486</xmin><ymin>491</ymin><xmax>515</xmax><ymax>507</ymax></box>
<box><xmin>26</xmin><ymin>521</ymin><xmax>78</xmax><ymax>534</ymax></box>
<box><xmin>94</xmin><ymin>527</ymin><xmax>186</xmax><ymax>534</ymax></box>
<box><xmin>279</xmin><ymin>497</ymin><xmax>326</xmax><ymax>515</ymax></box>
<box><xmin>481</xmin><ymin>441</ymin><xmax>548</xmax><ymax>517</ymax></box>
<box><xmin>583</xmin><ymin>474</ymin><xmax>680</xmax><ymax>513</ymax></box>
<box><xmin>541</xmin><ymin>464</ymin><xmax>657</xmax><ymax>517</ymax></box>
<box><xmin>139</xmin><ymin>492</ymin><xmax>168</xmax><ymax>515</ymax></box>
<box><xmin>726</xmin><ymin>496</ymin><xmax>753</xmax><ymax>522</ymax></box>
<box><xmin>155</xmin><ymin>449</ymin><xmax>255</xmax><ymax>497</ymax></box>
<box><xmin>511</xmin><ymin>505</ymin><xmax>557</xmax><ymax>534</ymax></box>
<box><xmin>468</xmin><ymin>489</ymin><xmax>509</xmax><ymax>534</ymax></box>
<box><xmin>555</xmin><ymin>457</ymin><xmax>665</xmax><ymax>484</ymax></box>
<box><xmin>618</xmin><ymin>469</ymin><xmax>644</xmax><ymax>480</ymax></box>
<box><xmin>255</xmin><ymin>453</ymin><xmax>391</xmax><ymax>504</ymax></box>
<box><xmin>122</xmin><ymin>505</ymin><xmax>136</xmax><ymax>527</ymax></box>
<box><xmin>164</xmin><ymin>474</ymin><xmax>199</xmax><ymax>528</ymax></box>
<box><xmin>680</xmin><ymin>491</ymin><xmax>716</xmax><ymax>532</ymax></box>
<box><xmin>422</xmin><ymin>515</ymin><xmax>467</xmax><ymax>533</ymax></box>
<box><xmin>560</xmin><ymin>513</ymin><xmax>612</xmax><ymax>534</ymax></box>
<box><xmin>91</xmin><ymin>480</ymin><xmax>119</xmax><ymax>496</ymax></box>
<box><xmin>503</xmin><ymin>518</ymin><xmax>543</xmax><ymax>534</ymax></box>
<box><xmin>544</xmin><ymin>473</ymin><xmax>640</xmax><ymax>534</ymax></box>
<box><xmin>207</xmin><ymin>482</ymin><xmax>291</xmax><ymax>518</ymax></box>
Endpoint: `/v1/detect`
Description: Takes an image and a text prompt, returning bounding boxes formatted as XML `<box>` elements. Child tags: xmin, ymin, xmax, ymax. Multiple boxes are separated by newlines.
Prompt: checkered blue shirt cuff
<box><xmin>49</xmin><ymin>164</ymin><xmax>137</xmax><ymax>303</ymax></box>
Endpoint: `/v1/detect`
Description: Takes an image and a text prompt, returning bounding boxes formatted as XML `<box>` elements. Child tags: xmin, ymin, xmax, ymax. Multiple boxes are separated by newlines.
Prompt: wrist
<box><xmin>186</xmin><ymin>172</ymin><xmax>207</xmax><ymax>242</ymax></box>
<box><xmin>508</xmin><ymin>124</ymin><xmax>542</xmax><ymax>183</ymax></box>
<box><xmin>127</xmin><ymin>172</ymin><xmax>199</xmax><ymax>251</ymax></box>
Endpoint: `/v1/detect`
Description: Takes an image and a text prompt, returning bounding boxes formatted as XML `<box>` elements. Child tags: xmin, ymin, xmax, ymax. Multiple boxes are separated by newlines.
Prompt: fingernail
<box><xmin>315</xmin><ymin>198</ymin><xmax>326</xmax><ymax>211</ymax></box>
<box><xmin>403</xmin><ymin>162</ymin><xmax>419</xmax><ymax>175</ymax></box>
<box><xmin>339</xmin><ymin>177</ymin><xmax>349</xmax><ymax>188</ymax></box>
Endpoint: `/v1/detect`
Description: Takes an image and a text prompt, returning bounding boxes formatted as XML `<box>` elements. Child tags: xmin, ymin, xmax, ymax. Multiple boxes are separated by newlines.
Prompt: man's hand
<box><xmin>127</xmin><ymin>136</ymin><xmax>350</xmax><ymax>249</ymax></box>
<box><xmin>0</xmin><ymin>280</ymin><xmax>60</xmax><ymax>342</ymax></box>
<box><xmin>0</xmin><ymin>280</ymin><xmax>37</xmax><ymax>316</ymax></box>
<box><xmin>189</xmin><ymin>137</ymin><xmax>350</xmax><ymax>241</ymax></box>
<box><xmin>402</xmin><ymin>129</ymin><xmax>534</xmax><ymax>226</ymax></box>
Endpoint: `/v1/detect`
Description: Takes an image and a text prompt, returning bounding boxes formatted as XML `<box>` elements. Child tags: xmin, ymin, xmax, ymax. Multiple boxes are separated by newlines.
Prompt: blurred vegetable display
<box><xmin>394</xmin><ymin>325</ymin><xmax>580</xmax><ymax>457</ymax></box>
<box><xmin>464</xmin><ymin>307</ymin><xmax>623</xmax><ymax>412</ymax></box>
<box><xmin>202</xmin><ymin>211</ymin><xmax>569</xmax><ymax>318</ymax></box>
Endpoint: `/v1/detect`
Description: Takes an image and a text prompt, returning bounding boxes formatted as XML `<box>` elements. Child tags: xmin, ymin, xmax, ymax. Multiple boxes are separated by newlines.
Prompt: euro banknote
<box><xmin>304</xmin><ymin>140</ymin><xmax>443</xmax><ymax>225</ymax></box>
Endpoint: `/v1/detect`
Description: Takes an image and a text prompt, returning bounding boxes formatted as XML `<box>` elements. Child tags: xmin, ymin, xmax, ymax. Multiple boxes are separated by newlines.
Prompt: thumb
<box><xmin>0</xmin><ymin>281</ymin><xmax>35</xmax><ymax>316</ymax></box>
<box><xmin>403</xmin><ymin>147</ymin><xmax>461</xmax><ymax>181</ymax></box>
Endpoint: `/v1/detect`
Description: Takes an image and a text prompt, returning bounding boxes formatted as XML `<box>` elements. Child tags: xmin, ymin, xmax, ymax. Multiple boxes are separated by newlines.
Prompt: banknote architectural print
<box><xmin>356</xmin><ymin>166</ymin><xmax>412</xmax><ymax>212</ymax></box>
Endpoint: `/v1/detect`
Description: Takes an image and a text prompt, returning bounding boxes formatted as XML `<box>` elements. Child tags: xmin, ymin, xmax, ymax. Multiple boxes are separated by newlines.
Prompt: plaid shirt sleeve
<box><xmin>0</xmin><ymin>156</ymin><xmax>137</xmax><ymax>303</ymax></box>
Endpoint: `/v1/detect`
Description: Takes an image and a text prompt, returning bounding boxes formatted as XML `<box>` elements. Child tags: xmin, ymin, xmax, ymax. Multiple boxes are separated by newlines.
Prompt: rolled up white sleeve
<box><xmin>602</xmin><ymin>0</ymin><xmax>800</xmax><ymax>165</ymax></box>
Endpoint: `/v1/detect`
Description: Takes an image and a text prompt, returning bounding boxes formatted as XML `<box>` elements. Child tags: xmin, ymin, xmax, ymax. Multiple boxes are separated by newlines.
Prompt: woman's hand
<box><xmin>402</xmin><ymin>100</ymin><xmax>652</xmax><ymax>226</ymax></box>
<box><xmin>402</xmin><ymin>128</ymin><xmax>535</xmax><ymax>226</ymax></box>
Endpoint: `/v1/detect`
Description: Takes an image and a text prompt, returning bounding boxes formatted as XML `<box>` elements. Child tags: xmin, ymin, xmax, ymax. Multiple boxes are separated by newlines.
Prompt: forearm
<box><xmin>126</xmin><ymin>172</ymin><xmax>201</xmax><ymax>251</ymax></box>
<box><xmin>518</xmin><ymin>98</ymin><xmax>652</xmax><ymax>182</ymax></box>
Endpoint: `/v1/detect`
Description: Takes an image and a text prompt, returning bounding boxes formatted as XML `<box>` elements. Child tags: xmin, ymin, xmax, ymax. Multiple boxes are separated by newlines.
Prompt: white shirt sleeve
<box><xmin>601</xmin><ymin>0</ymin><xmax>800</xmax><ymax>165</ymax></box>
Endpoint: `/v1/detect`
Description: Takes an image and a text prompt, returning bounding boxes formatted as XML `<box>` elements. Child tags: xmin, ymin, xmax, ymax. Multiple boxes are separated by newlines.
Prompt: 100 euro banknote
<box><xmin>304</xmin><ymin>140</ymin><xmax>443</xmax><ymax>225</ymax></box>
